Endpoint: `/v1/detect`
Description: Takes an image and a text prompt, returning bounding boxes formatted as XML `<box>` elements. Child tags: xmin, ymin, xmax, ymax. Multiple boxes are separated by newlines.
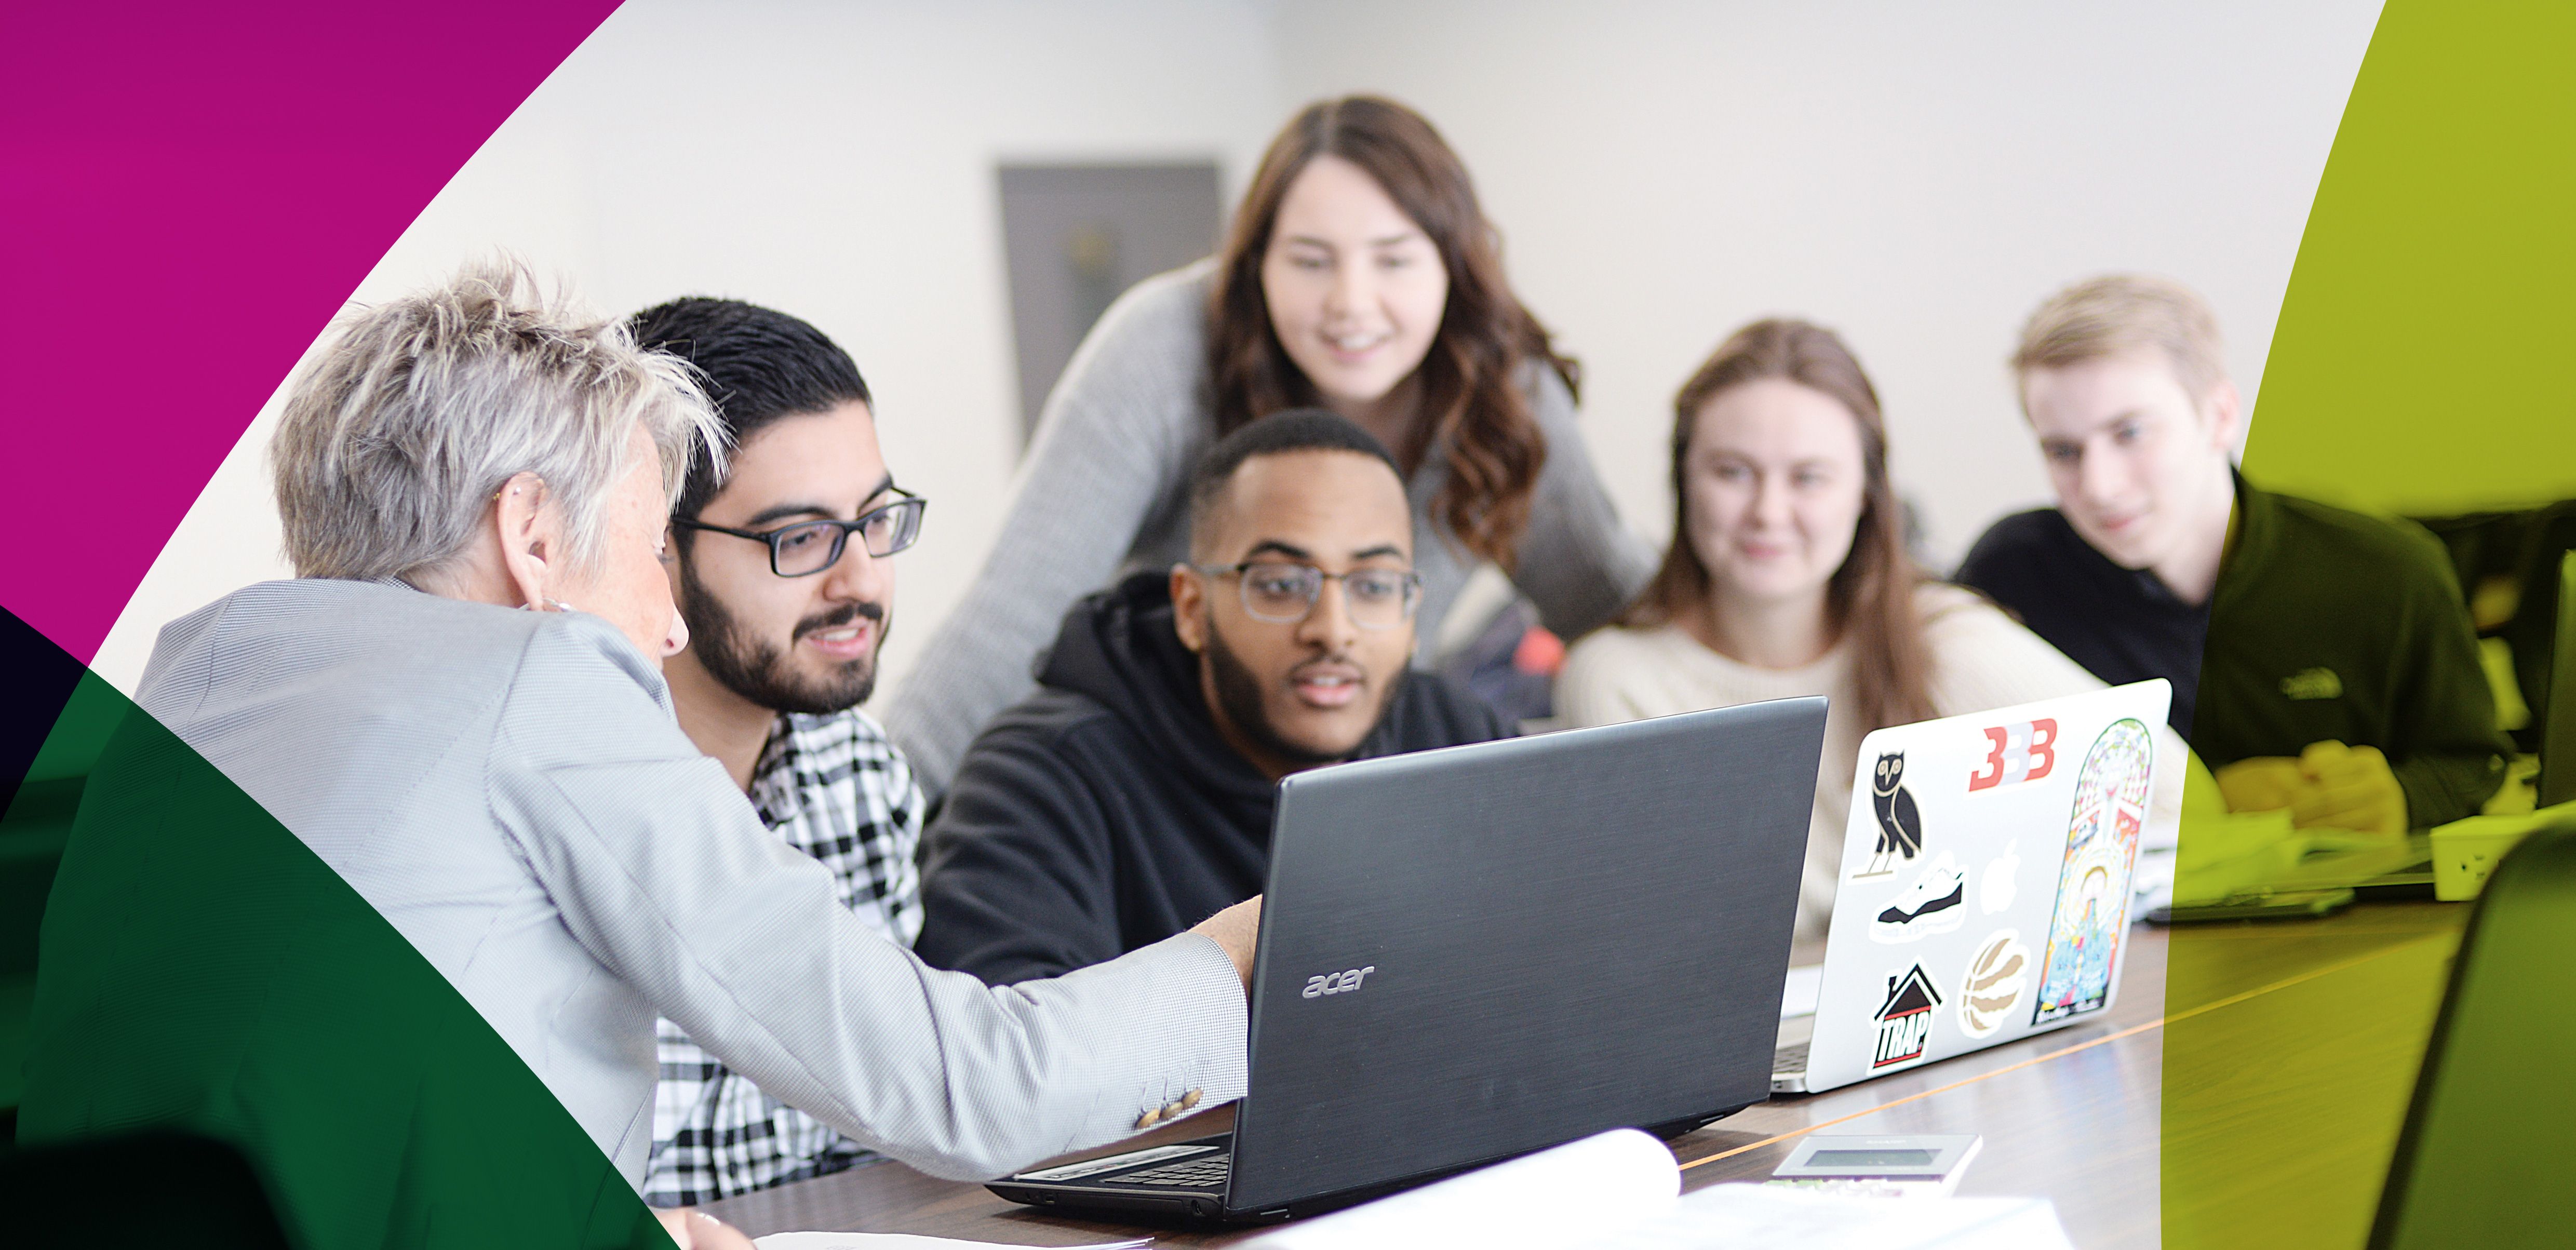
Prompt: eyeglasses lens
<box><xmin>772</xmin><ymin>522</ymin><xmax>846</xmax><ymax>576</ymax></box>
<box><xmin>863</xmin><ymin>500</ymin><xmax>925</xmax><ymax>557</ymax></box>
<box><xmin>768</xmin><ymin>500</ymin><xmax>926</xmax><ymax>576</ymax></box>
<box><xmin>1237</xmin><ymin>562</ymin><xmax>1415</xmax><ymax>628</ymax></box>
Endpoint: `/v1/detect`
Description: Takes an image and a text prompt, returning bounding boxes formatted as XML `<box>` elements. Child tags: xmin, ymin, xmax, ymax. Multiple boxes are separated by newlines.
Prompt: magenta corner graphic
<box><xmin>0</xmin><ymin>4</ymin><xmax>624</xmax><ymax>663</ymax></box>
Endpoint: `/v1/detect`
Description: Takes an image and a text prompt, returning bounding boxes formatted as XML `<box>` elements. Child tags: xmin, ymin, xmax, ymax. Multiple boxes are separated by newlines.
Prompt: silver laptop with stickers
<box><xmin>1774</xmin><ymin>680</ymin><xmax>2170</xmax><ymax>1094</ymax></box>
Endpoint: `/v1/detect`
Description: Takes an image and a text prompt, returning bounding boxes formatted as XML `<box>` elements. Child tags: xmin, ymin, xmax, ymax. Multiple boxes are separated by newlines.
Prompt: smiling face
<box><xmin>1259</xmin><ymin>155</ymin><xmax>1450</xmax><ymax>423</ymax></box>
<box><xmin>2021</xmin><ymin>347</ymin><xmax>2239</xmax><ymax>575</ymax></box>
<box><xmin>666</xmin><ymin>400</ymin><xmax>896</xmax><ymax>715</ymax></box>
<box><xmin>1680</xmin><ymin>377</ymin><xmax>1871</xmax><ymax>614</ymax></box>
<box><xmin>1171</xmin><ymin>448</ymin><xmax>1416</xmax><ymax>778</ymax></box>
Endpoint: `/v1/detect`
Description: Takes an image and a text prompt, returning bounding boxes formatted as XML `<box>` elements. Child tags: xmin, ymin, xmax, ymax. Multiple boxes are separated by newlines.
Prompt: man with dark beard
<box><xmin>627</xmin><ymin>298</ymin><xmax>930</xmax><ymax>1204</ymax></box>
<box><xmin>915</xmin><ymin>410</ymin><xmax>1510</xmax><ymax>985</ymax></box>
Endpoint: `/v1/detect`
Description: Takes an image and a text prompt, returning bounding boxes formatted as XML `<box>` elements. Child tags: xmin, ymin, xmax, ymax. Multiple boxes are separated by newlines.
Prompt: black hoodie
<box><xmin>915</xmin><ymin>573</ymin><xmax>1512</xmax><ymax>985</ymax></box>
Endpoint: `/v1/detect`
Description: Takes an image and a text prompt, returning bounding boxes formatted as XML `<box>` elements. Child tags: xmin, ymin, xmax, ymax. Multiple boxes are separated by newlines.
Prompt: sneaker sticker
<box><xmin>1869</xmin><ymin>851</ymin><xmax>1966</xmax><ymax>944</ymax></box>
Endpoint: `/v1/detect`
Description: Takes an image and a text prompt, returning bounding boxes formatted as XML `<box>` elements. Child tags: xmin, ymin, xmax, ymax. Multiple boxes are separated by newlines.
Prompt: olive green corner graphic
<box><xmin>2237</xmin><ymin>1</ymin><xmax>2576</xmax><ymax>519</ymax></box>
<box><xmin>8</xmin><ymin>657</ymin><xmax>675</xmax><ymax>1249</ymax></box>
<box><xmin>2166</xmin><ymin>2</ymin><xmax>2576</xmax><ymax>1247</ymax></box>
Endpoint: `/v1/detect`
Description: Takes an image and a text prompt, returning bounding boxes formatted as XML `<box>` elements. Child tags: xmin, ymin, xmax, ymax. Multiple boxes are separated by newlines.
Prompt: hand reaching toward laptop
<box><xmin>2215</xmin><ymin>741</ymin><xmax>2408</xmax><ymax>837</ymax></box>
<box><xmin>2287</xmin><ymin>741</ymin><xmax>2408</xmax><ymax>836</ymax></box>
<box><xmin>655</xmin><ymin>1207</ymin><xmax>754</xmax><ymax>1250</ymax></box>
<box><xmin>1190</xmin><ymin>895</ymin><xmax>1263</xmax><ymax>991</ymax></box>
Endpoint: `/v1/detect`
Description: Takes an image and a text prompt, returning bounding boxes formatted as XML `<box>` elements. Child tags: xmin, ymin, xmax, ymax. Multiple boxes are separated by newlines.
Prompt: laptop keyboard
<box><xmin>1106</xmin><ymin>1153</ymin><xmax>1232</xmax><ymax>1188</ymax></box>
<box><xmin>1774</xmin><ymin>1039</ymin><xmax>1810</xmax><ymax>1073</ymax></box>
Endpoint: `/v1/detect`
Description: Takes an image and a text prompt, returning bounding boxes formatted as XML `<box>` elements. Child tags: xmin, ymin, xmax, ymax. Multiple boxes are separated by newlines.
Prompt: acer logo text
<box><xmin>1302</xmin><ymin>966</ymin><xmax>1375</xmax><ymax>998</ymax></box>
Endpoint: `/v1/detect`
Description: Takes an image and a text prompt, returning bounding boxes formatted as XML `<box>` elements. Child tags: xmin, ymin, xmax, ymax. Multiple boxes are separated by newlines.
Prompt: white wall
<box><xmin>96</xmin><ymin>0</ymin><xmax>1285</xmax><ymax>693</ymax></box>
<box><xmin>1272</xmin><ymin>0</ymin><xmax>2381</xmax><ymax>562</ymax></box>
<box><xmin>98</xmin><ymin>1</ymin><xmax>2382</xmax><ymax>695</ymax></box>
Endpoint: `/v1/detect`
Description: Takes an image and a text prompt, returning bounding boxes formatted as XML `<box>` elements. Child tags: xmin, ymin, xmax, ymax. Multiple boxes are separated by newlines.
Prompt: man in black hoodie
<box><xmin>915</xmin><ymin>410</ymin><xmax>1511</xmax><ymax>985</ymax></box>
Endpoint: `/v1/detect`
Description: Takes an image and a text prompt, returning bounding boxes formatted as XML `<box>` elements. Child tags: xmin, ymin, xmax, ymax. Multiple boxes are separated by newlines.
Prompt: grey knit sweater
<box><xmin>883</xmin><ymin>260</ymin><xmax>1655</xmax><ymax>795</ymax></box>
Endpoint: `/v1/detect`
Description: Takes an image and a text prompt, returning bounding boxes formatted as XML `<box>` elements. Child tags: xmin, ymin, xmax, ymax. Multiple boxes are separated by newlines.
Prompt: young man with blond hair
<box><xmin>1957</xmin><ymin>274</ymin><xmax>2507</xmax><ymax>834</ymax></box>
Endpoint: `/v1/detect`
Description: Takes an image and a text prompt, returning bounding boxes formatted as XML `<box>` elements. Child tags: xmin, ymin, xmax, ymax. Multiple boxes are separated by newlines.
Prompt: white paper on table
<box><xmin>1571</xmin><ymin>1182</ymin><xmax>2074</xmax><ymax>1249</ymax></box>
<box><xmin>1779</xmin><ymin>964</ymin><xmax>1824</xmax><ymax>1019</ymax></box>
<box><xmin>752</xmin><ymin>1233</ymin><xmax>1151</xmax><ymax>1250</ymax></box>
<box><xmin>1242</xmin><ymin>1128</ymin><xmax>1679</xmax><ymax>1250</ymax></box>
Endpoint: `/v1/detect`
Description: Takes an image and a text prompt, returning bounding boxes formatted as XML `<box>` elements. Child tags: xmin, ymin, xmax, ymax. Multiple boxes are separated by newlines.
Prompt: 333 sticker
<box><xmin>1967</xmin><ymin>718</ymin><xmax>2058</xmax><ymax>792</ymax></box>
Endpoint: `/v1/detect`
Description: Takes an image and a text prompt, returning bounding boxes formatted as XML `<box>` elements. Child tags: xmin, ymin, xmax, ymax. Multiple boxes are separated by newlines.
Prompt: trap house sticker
<box><xmin>1871</xmin><ymin>964</ymin><xmax>1944</xmax><ymax>1069</ymax></box>
<box><xmin>1855</xmin><ymin>750</ymin><xmax>1924</xmax><ymax>880</ymax></box>
<box><xmin>2031</xmin><ymin>718</ymin><xmax>2155</xmax><ymax>1026</ymax></box>
<box><xmin>1968</xmin><ymin>718</ymin><xmax>2059</xmax><ymax>791</ymax></box>
<box><xmin>1957</xmin><ymin>929</ymin><xmax>2031</xmax><ymax>1039</ymax></box>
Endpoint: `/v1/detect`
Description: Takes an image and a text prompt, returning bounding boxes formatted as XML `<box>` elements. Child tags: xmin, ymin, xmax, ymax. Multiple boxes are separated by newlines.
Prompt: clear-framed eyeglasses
<box><xmin>672</xmin><ymin>489</ymin><xmax>928</xmax><ymax>577</ymax></box>
<box><xmin>1194</xmin><ymin>560</ymin><xmax>1423</xmax><ymax>629</ymax></box>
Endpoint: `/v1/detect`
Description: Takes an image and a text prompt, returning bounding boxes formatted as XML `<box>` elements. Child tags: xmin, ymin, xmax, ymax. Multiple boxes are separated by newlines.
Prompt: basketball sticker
<box><xmin>2031</xmin><ymin>718</ymin><xmax>2154</xmax><ymax>1026</ymax></box>
<box><xmin>1956</xmin><ymin>930</ymin><xmax>2031</xmax><ymax>1039</ymax></box>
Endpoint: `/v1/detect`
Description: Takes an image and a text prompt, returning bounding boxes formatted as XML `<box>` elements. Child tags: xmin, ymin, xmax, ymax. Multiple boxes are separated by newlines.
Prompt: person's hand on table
<box><xmin>2217</xmin><ymin>746</ymin><xmax>2408</xmax><ymax>837</ymax></box>
<box><xmin>655</xmin><ymin>1206</ymin><xmax>754</xmax><ymax>1250</ymax></box>
<box><xmin>2289</xmin><ymin>740</ymin><xmax>2408</xmax><ymax>836</ymax></box>
<box><xmin>2215</xmin><ymin>757</ymin><xmax>2304</xmax><ymax>814</ymax></box>
<box><xmin>1190</xmin><ymin>895</ymin><xmax>1262</xmax><ymax>991</ymax></box>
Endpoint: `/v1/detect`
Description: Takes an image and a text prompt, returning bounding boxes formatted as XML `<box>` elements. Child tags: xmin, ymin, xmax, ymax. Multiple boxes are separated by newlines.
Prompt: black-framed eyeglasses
<box><xmin>1193</xmin><ymin>560</ymin><xmax>1422</xmax><ymax>630</ymax></box>
<box><xmin>673</xmin><ymin>489</ymin><xmax>928</xmax><ymax>577</ymax></box>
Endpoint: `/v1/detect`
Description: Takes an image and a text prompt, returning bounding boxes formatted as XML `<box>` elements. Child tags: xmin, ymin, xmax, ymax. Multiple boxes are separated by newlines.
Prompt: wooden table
<box><xmin>2159</xmin><ymin>900</ymin><xmax>2468</xmax><ymax>1249</ymax></box>
<box><xmin>705</xmin><ymin>902</ymin><xmax>2469</xmax><ymax>1248</ymax></box>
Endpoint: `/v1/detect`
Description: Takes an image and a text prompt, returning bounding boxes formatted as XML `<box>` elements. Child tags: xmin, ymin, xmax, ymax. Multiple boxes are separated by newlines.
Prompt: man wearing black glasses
<box><xmin>626</xmin><ymin>298</ymin><xmax>933</xmax><ymax>1205</ymax></box>
<box><xmin>915</xmin><ymin>409</ymin><xmax>1510</xmax><ymax>986</ymax></box>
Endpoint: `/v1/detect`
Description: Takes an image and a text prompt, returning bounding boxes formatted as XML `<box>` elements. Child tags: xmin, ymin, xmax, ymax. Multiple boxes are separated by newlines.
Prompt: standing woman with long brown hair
<box><xmin>887</xmin><ymin>96</ymin><xmax>1653</xmax><ymax>794</ymax></box>
<box><xmin>1557</xmin><ymin>319</ymin><xmax>2104</xmax><ymax>938</ymax></box>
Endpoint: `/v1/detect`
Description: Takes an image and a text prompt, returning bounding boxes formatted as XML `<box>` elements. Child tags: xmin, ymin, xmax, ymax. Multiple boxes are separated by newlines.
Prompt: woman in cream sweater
<box><xmin>1557</xmin><ymin>318</ymin><xmax>2107</xmax><ymax>939</ymax></box>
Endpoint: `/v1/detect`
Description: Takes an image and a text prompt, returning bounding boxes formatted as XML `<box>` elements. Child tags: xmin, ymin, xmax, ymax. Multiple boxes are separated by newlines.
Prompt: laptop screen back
<box><xmin>1801</xmin><ymin>681</ymin><xmax>2171</xmax><ymax>1090</ymax></box>
<box><xmin>2538</xmin><ymin>552</ymin><xmax>2576</xmax><ymax>808</ymax></box>
<box><xmin>1225</xmin><ymin>697</ymin><xmax>1827</xmax><ymax>1213</ymax></box>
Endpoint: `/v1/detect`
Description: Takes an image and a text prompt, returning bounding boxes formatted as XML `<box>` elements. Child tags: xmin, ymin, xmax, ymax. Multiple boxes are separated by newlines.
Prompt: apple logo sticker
<box><xmin>1981</xmin><ymin>839</ymin><xmax>2019</xmax><ymax>914</ymax></box>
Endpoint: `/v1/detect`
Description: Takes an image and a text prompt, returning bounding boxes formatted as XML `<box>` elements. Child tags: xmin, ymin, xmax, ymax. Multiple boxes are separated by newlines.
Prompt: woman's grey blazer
<box><xmin>133</xmin><ymin>578</ymin><xmax>1248</xmax><ymax>1187</ymax></box>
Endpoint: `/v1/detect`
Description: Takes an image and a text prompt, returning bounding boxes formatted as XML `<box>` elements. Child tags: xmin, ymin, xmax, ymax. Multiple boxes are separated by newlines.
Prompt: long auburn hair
<box><xmin>1624</xmin><ymin>318</ymin><xmax>1935</xmax><ymax>732</ymax></box>
<box><xmin>1207</xmin><ymin>95</ymin><xmax>1571</xmax><ymax>569</ymax></box>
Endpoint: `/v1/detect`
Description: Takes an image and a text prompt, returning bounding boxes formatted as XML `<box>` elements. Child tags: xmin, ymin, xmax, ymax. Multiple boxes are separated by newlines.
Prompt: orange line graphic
<box><xmin>1679</xmin><ymin>938</ymin><xmax>2440</xmax><ymax>1172</ymax></box>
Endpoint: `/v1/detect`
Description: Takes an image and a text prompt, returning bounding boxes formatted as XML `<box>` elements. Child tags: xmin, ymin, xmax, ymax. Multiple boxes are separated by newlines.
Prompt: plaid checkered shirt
<box><xmin>641</xmin><ymin>707</ymin><xmax>923</xmax><ymax>1205</ymax></box>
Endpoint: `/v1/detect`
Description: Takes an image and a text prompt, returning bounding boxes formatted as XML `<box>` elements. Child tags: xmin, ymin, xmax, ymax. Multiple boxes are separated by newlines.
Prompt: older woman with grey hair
<box><xmin>26</xmin><ymin>262</ymin><xmax>1257</xmax><ymax>1247</ymax></box>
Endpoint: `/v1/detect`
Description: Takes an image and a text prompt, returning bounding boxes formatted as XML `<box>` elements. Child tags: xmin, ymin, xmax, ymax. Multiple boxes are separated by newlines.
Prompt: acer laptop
<box><xmin>990</xmin><ymin>696</ymin><xmax>1828</xmax><ymax>1222</ymax></box>
<box><xmin>1773</xmin><ymin>681</ymin><xmax>2171</xmax><ymax>1095</ymax></box>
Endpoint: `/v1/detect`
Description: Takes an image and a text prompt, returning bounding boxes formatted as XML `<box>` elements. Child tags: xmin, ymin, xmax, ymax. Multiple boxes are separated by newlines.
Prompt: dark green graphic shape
<box><xmin>9</xmin><ymin>616</ymin><xmax>676</xmax><ymax>1249</ymax></box>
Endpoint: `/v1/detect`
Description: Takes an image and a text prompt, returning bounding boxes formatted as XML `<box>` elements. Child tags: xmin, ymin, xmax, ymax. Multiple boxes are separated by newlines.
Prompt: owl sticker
<box><xmin>1856</xmin><ymin>750</ymin><xmax>1923</xmax><ymax>879</ymax></box>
